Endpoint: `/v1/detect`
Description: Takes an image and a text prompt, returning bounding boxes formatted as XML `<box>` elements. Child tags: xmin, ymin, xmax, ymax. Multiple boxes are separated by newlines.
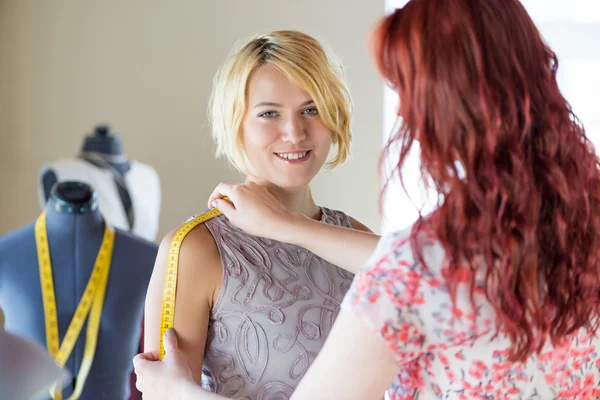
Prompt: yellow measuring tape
<box><xmin>159</xmin><ymin>206</ymin><xmax>223</xmax><ymax>360</ymax></box>
<box><xmin>35</xmin><ymin>211</ymin><xmax>114</xmax><ymax>400</ymax></box>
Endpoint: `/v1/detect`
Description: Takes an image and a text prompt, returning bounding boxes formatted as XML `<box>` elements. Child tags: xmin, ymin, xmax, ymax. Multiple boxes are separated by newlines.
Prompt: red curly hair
<box><xmin>374</xmin><ymin>0</ymin><xmax>600</xmax><ymax>361</ymax></box>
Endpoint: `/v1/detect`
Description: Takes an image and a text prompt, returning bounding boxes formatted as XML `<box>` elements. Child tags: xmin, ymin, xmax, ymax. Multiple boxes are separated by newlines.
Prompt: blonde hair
<box><xmin>208</xmin><ymin>30</ymin><xmax>353</xmax><ymax>174</ymax></box>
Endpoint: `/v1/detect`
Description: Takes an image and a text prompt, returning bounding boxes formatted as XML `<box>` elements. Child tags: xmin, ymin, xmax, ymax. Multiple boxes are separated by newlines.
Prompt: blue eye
<box><xmin>303</xmin><ymin>108</ymin><xmax>319</xmax><ymax>116</ymax></box>
<box><xmin>259</xmin><ymin>111</ymin><xmax>278</xmax><ymax>118</ymax></box>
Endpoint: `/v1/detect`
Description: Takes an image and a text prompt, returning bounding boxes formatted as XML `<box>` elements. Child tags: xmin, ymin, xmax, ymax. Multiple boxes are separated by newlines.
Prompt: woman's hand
<box><xmin>207</xmin><ymin>182</ymin><xmax>301</xmax><ymax>243</ymax></box>
<box><xmin>133</xmin><ymin>329</ymin><xmax>194</xmax><ymax>400</ymax></box>
<box><xmin>208</xmin><ymin>181</ymin><xmax>380</xmax><ymax>276</ymax></box>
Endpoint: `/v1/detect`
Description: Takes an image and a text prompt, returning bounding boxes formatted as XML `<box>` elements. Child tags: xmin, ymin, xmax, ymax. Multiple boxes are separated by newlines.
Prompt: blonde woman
<box><xmin>139</xmin><ymin>1</ymin><xmax>600</xmax><ymax>399</ymax></box>
<box><xmin>142</xmin><ymin>30</ymin><xmax>374</xmax><ymax>399</ymax></box>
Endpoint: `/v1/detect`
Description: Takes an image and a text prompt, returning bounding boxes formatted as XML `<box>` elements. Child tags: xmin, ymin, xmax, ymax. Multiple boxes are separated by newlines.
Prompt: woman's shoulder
<box><xmin>319</xmin><ymin>206</ymin><xmax>376</xmax><ymax>232</ymax></box>
<box><xmin>154</xmin><ymin>215</ymin><xmax>224</xmax><ymax>309</ymax></box>
<box><xmin>161</xmin><ymin>212</ymin><xmax>221</xmax><ymax>251</ymax></box>
<box><xmin>366</xmin><ymin>221</ymin><xmax>444</xmax><ymax>269</ymax></box>
<box><xmin>158</xmin><ymin>215</ymin><xmax>222</xmax><ymax>286</ymax></box>
<box><xmin>319</xmin><ymin>206</ymin><xmax>352</xmax><ymax>228</ymax></box>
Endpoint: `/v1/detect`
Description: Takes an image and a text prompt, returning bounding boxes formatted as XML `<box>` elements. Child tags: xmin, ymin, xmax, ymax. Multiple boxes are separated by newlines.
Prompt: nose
<box><xmin>281</xmin><ymin>116</ymin><xmax>306</xmax><ymax>144</ymax></box>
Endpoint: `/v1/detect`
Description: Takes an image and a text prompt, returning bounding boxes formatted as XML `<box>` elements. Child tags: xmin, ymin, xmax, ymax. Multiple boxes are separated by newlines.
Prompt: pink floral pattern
<box><xmin>341</xmin><ymin>224</ymin><xmax>600</xmax><ymax>399</ymax></box>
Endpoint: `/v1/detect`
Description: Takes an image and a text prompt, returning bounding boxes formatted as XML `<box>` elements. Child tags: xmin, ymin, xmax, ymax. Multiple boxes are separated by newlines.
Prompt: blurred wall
<box><xmin>0</xmin><ymin>0</ymin><xmax>384</xmax><ymax>238</ymax></box>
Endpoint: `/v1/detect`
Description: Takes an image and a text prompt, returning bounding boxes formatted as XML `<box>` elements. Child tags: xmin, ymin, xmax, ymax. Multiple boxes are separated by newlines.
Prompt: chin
<box><xmin>269</xmin><ymin>173</ymin><xmax>316</xmax><ymax>190</ymax></box>
<box><xmin>250</xmin><ymin>161</ymin><xmax>324</xmax><ymax>189</ymax></box>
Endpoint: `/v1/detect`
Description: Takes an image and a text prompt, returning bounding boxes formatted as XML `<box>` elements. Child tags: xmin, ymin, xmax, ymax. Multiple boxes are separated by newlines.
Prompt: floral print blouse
<box><xmin>341</xmin><ymin>224</ymin><xmax>600</xmax><ymax>399</ymax></box>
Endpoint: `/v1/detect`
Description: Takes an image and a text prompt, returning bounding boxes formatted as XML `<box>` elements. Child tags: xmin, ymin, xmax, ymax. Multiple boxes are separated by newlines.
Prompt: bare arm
<box><xmin>144</xmin><ymin>224</ymin><xmax>222</xmax><ymax>384</ymax></box>
<box><xmin>283</xmin><ymin>214</ymin><xmax>380</xmax><ymax>274</ymax></box>
<box><xmin>290</xmin><ymin>309</ymin><xmax>397</xmax><ymax>399</ymax></box>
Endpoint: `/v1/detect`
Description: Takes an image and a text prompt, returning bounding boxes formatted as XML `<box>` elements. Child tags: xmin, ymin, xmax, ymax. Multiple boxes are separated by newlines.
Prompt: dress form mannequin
<box><xmin>38</xmin><ymin>125</ymin><xmax>161</xmax><ymax>242</ymax></box>
<box><xmin>0</xmin><ymin>181</ymin><xmax>158</xmax><ymax>399</ymax></box>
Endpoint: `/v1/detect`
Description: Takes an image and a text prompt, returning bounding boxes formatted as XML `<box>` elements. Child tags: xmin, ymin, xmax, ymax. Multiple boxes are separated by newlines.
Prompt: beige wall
<box><xmin>0</xmin><ymin>0</ymin><xmax>384</xmax><ymax>238</ymax></box>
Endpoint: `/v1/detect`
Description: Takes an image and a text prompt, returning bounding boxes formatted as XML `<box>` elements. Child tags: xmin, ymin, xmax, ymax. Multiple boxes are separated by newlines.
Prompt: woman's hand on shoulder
<box><xmin>208</xmin><ymin>182</ymin><xmax>300</xmax><ymax>242</ymax></box>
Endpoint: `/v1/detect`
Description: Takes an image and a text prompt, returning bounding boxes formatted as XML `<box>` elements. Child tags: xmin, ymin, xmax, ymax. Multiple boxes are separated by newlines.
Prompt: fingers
<box><xmin>136</xmin><ymin>373</ymin><xmax>146</xmax><ymax>393</ymax></box>
<box><xmin>133</xmin><ymin>355</ymin><xmax>149</xmax><ymax>392</ymax></box>
<box><xmin>212</xmin><ymin>197</ymin><xmax>236</xmax><ymax>219</ymax></box>
<box><xmin>133</xmin><ymin>351</ymin><xmax>159</xmax><ymax>367</ymax></box>
<box><xmin>208</xmin><ymin>181</ymin><xmax>273</xmax><ymax>218</ymax></box>
<box><xmin>163</xmin><ymin>328</ymin><xmax>179</xmax><ymax>353</ymax></box>
<box><xmin>207</xmin><ymin>182</ymin><xmax>235</xmax><ymax>209</ymax></box>
<box><xmin>133</xmin><ymin>349</ymin><xmax>163</xmax><ymax>396</ymax></box>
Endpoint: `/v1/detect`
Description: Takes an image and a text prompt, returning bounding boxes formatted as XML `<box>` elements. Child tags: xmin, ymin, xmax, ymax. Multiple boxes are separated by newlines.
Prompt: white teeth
<box><xmin>277</xmin><ymin>151</ymin><xmax>308</xmax><ymax>160</ymax></box>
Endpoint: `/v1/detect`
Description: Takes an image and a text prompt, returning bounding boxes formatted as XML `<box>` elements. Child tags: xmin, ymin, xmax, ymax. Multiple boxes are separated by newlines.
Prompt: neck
<box><xmin>81</xmin><ymin>135</ymin><xmax>125</xmax><ymax>157</ymax></box>
<box><xmin>80</xmin><ymin>136</ymin><xmax>130</xmax><ymax>174</ymax></box>
<box><xmin>245</xmin><ymin>177</ymin><xmax>320</xmax><ymax>220</ymax></box>
<box><xmin>44</xmin><ymin>182</ymin><xmax>106</xmax><ymax>236</ymax></box>
<box><xmin>44</xmin><ymin>198</ymin><xmax>105</xmax><ymax>238</ymax></box>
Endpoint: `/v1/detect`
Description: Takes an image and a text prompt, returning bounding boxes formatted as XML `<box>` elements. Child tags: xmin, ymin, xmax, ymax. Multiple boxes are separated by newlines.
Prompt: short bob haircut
<box><xmin>208</xmin><ymin>30</ymin><xmax>353</xmax><ymax>175</ymax></box>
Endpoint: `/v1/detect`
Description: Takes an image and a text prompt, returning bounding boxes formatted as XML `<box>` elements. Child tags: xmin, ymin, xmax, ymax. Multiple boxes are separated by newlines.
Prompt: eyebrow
<box><xmin>252</xmin><ymin>100</ymin><xmax>315</xmax><ymax>109</ymax></box>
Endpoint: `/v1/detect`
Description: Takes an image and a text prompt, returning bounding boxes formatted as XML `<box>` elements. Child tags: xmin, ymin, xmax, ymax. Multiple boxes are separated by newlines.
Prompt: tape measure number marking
<box><xmin>159</xmin><ymin>206</ymin><xmax>223</xmax><ymax>360</ymax></box>
<box><xmin>36</xmin><ymin>211</ymin><xmax>114</xmax><ymax>400</ymax></box>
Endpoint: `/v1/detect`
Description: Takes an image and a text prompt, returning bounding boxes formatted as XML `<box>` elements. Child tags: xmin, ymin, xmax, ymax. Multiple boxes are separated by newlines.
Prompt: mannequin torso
<box><xmin>0</xmin><ymin>182</ymin><xmax>158</xmax><ymax>399</ymax></box>
<box><xmin>38</xmin><ymin>125</ymin><xmax>161</xmax><ymax>242</ymax></box>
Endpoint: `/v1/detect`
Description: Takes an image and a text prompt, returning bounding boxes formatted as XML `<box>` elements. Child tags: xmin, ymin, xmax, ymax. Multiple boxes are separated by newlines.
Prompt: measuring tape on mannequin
<box><xmin>159</xmin><ymin>204</ymin><xmax>226</xmax><ymax>360</ymax></box>
<box><xmin>35</xmin><ymin>212</ymin><xmax>114</xmax><ymax>400</ymax></box>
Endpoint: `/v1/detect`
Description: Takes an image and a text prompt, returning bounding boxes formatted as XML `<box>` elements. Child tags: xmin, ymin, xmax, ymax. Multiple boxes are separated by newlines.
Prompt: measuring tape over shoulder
<box><xmin>159</xmin><ymin>203</ymin><xmax>226</xmax><ymax>360</ymax></box>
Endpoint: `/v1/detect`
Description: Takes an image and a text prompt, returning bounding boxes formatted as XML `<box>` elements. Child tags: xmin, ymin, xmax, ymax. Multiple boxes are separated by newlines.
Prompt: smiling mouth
<box><xmin>275</xmin><ymin>150</ymin><xmax>311</xmax><ymax>161</ymax></box>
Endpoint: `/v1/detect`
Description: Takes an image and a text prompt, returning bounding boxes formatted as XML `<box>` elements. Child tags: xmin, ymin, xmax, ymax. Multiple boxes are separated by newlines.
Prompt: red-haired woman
<box><xmin>134</xmin><ymin>0</ymin><xmax>600</xmax><ymax>398</ymax></box>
